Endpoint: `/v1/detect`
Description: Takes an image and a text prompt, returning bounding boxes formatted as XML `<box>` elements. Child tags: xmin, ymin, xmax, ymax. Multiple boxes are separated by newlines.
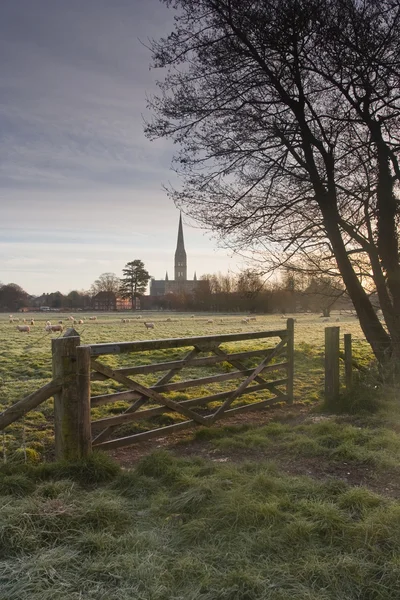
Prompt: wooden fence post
<box><xmin>325</xmin><ymin>326</ymin><xmax>340</xmax><ymax>407</ymax></box>
<box><xmin>52</xmin><ymin>329</ymin><xmax>92</xmax><ymax>460</ymax></box>
<box><xmin>344</xmin><ymin>333</ymin><xmax>353</xmax><ymax>391</ymax></box>
<box><xmin>286</xmin><ymin>318</ymin><xmax>294</xmax><ymax>404</ymax></box>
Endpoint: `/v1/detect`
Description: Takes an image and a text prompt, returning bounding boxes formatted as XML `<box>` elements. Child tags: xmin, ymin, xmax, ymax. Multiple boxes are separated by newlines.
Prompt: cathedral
<box><xmin>149</xmin><ymin>214</ymin><xmax>199</xmax><ymax>296</ymax></box>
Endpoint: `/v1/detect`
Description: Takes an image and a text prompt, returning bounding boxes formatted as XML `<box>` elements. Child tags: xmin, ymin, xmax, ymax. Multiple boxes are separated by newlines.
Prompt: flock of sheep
<box><xmin>10</xmin><ymin>314</ymin><xmax>98</xmax><ymax>334</ymax></box>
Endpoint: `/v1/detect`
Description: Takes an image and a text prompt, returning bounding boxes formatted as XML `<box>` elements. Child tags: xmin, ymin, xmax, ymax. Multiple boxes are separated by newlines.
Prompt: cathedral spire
<box><xmin>193</xmin><ymin>271</ymin><xmax>197</xmax><ymax>281</ymax></box>
<box><xmin>165</xmin><ymin>271</ymin><xmax>169</xmax><ymax>281</ymax></box>
<box><xmin>174</xmin><ymin>212</ymin><xmax>187</xmax><ymax>281</ymax></box>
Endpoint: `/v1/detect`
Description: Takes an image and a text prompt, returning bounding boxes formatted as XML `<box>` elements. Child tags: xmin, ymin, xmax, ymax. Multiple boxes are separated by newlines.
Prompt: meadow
<box><xmin>3</xmin><ymin>312</ymin><xmax>400</xmax><ymax>599</ymax></box>
<box><xmin>0</xmin><ymin>311</ymin><xmax>370</xmax><ymax>461</ymax></box>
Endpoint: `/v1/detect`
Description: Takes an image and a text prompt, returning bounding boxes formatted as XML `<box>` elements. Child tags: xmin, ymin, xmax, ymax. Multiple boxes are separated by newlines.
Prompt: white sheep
<box><xmin>78</xmin><ymin>319</ymin><xmax>84</xmax><ymax>324</ymax></box>
<box><xmin>16</xmin><ymin>325</ymin><xmax>30</xmax><ymax>333</ymax></box>
<box><xmin>144</xmin><ymin>322</ymin><xmax>155</xmax><ymax>329</ymax></box>
<box><xmin>89</xmin><ymin>316</ymin><xmax>97</xmax><ymax>321</ymax></box>
<box><xmin>30</xmin><ymin>319</ymin><xmax>35</xmax><ymax>325</ymax></box>
<box><xmin>69</xmin><ymin>316</ymin><xmax>75</xmax><ymax>321</ymax></box>
<box><xmin>207</xmin><ymin>319</ymin><xmax>214</xmax><ymax>324</ymax></box>
<box><xmin>45</xmin><ymin>324</ymin><xmax>63</xmax><ymax>333</ymax></box>
<box><xmin>122</xmin><ymin>318</ymin><xmax>130</xmax><ymax>323</ymax></box>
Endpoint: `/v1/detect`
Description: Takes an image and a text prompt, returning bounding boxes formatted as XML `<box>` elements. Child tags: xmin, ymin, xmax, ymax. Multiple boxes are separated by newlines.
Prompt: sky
<box><xmin>0</xmin><ymin>0</ymin><xmax>243</xmax><ymax>296</ymax></box>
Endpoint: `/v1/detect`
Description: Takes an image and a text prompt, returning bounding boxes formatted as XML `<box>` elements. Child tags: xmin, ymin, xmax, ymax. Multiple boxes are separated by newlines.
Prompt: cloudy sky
<box><xmin>0</xmin><ymin>0</ymin><xmax>242</xmax><ymax>296</ymax></box>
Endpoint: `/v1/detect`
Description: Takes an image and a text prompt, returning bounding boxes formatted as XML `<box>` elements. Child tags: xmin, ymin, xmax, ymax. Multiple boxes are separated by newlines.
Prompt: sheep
<box><xmin>16</xmin><ymin>325</ymin><xmax>30</xmax><ymax>333</ymax></box>
<box><xmin>241</xmin><ymin>318</ymin><xmax>249</xmax><ymax>324</ymax></box>
<box><xmin>89</xmin><ymin>316</ymin><xmax>97</xmax><ymax>321</ymax></box>
<box><xmin>144</xmin><ymin>322</ymin><xmax>155</xmax><ymax>329</ymax></box>
<box><xmin>122</xmin><ymin>318</ymin><xmax>130</xmax><ymax>323</ymax></box>
<box><xmin>166</xmin><ymin>318</ymin><xmax>172</xmax><ymax>322</ymax></box>
<box><xmin>69</xmin><ymin>316</ymin><xmax>75</xmax><ymax>321</ymax></box>
<box><xmin>190</xmin><ymin>315</ymin><xmax>195</xmax><ymax>318</ymax></box>
<box><xmin>46</xmin><ymin>320</ymin><xmax>51</xmax><ymax>326</ymax></box>
<box><xmin>78</xmin><ymin>319</ymin><xmax>84</xmax><ymax>324</ymax></box>
<box><xmin>23</xmin><ymin>318</ymin><xmax>26</xmax><ymax>323</ymax></box>
<box><xmin>207</xmin><ymin>319</ymin><xmax>214</xmax><ymax>324</ymax></box>
<box><xmin>9</xmin><ymin>315</ymin><xmax>13</xmax><ymax>319</ymax></box>
<box><xmin>45</xmin><ymin>324</ymin><xmax>63</xmax><ymax>333</ymax></box>
<box><xmin>58</xmin><ymin>320</ymin><xmax>63</xmax><ymax>324</ymax></box>
<box><xmin>30</xmin><ymin>319</ymin><xmax>35</xmax><ymax>326</ymax></box>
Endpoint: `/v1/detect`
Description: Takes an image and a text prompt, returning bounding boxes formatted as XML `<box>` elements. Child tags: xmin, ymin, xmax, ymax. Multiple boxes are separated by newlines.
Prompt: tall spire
<box><xmin>175</xmin><ymin>212</ymin><xmax>187</xmax><ymax>281</ymax></box>
<box><xmin>165</xmin><ymin>271</ymin><xmax>169</xmax><ymax>281</ymax></box>
<box><xmin>193</xmin><ymin>271</ymin><xmax>197</xmax><ymax>281</ymax></box>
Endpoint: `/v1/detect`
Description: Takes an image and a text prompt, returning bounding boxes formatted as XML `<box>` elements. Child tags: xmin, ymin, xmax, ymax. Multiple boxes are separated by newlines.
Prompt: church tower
<box><xmin>174</xmin><ymin>213</ymin><xmax>187</xmax><ymax>281</ymax></box>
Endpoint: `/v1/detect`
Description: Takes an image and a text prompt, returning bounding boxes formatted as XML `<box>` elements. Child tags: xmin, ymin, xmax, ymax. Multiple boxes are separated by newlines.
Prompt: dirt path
<box><xmin>108</xmin><ymin>404</ymin><xmax>400</xmax><ymax>499</ymax></box>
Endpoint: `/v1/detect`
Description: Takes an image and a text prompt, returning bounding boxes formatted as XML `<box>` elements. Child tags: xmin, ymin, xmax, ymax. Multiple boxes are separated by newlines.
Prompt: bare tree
<box><xmin>146</xmin><ymin>0</ymin><xmax>400</xmax><ymax>365</ymax></box>
<box><xmin>90</xmin><ymin>273</ymin><xmax>121</xmax><ymax>296</ymax></box>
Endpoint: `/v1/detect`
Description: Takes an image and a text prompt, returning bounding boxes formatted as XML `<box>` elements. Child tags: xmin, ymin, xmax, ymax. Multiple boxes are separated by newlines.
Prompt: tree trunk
<box><xmin>322</xmin><ymin>205</ymin><xmax>391</xmax><ymax>364</ymax></box>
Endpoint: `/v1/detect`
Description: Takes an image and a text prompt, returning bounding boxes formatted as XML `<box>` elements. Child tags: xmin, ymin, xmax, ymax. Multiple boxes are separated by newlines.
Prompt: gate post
<box><xmin>286</xmin><ymin>318</ymin><xmax>294</xmax><ymax>404</ymax></box>
<box><xmin>344</xmin><ymin>333</ymin><xmax>353</xmax><ymax>391</ymax></box>
<box><xmin>52</xmin><ymin>329</ymin><xmax>92</xmax><ymax>460</ymax></box>
<box><xmin>325</xmin><ymin>326</ymin><xmax>340</xmax><ymax>407</ymax></box>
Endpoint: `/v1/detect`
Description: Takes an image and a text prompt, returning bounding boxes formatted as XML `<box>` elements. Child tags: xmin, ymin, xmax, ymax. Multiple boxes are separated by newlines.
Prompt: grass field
<box><xmin>0</xmin><ymin>311</ymin><xmax>371</xmax><ymax>461</ymax></box>
<box><xmin>2</xmin><ymin>312</ymin><xmax>400</xmax><ymax>599</ymax></box>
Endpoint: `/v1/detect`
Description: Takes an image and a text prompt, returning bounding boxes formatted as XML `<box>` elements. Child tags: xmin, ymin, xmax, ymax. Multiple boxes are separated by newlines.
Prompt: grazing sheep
<box><xmin>30</xmin><ymin>319</ymin><xmax>35</xmax><ymax>325</ymax></box>
<box><xmin>89</xmin><ymin>316</ymin><xmax>97</xmax><ymax>321</ymax></box>
<box><xmin>144</xmin><ymin>322</ymin><xmax>155</xmax><ymax>329</ymax></box>
<box><xmin>69</xmin><ymin>316</ymin><xmax>75</xmax><ymax>321</ymax></box>
<box><xmin>78</xmin><ymin>319</ymin><xmax>84</xmax><ymax>324</ymax></box>
<box><xmin>122</xmin><ymin>318</ymin><xmax>130</xmax><ymax>323</ymax></box>
<box><xmin>46</xmin><ymin>321</ymin><xmax>51</xmax><ymax>326</ymax></box>
<box><xmin>241</xmin><ymin>318</ymin><xmax>249</xmax><ymax>323</ymax></box>
<box><xmin>45</xmin><ymin>324</ymin><xmax>63</xmax><ymax>333</ymax></box>
<box><xmin>207</xmin><ymin>319</ymin><xmax>214</xmax><ymax>324</ymax></box>
<box><xmin>16</xmin><ymin>325</ymin><xmax>30</xmax><ymax>333</ymax></box>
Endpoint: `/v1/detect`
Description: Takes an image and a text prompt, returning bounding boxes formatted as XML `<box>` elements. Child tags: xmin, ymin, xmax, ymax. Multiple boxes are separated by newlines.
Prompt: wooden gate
<box><xmin>78</xmin><ymin>319</ymin><xmax>294</xmax><ymax>451</ymax></box>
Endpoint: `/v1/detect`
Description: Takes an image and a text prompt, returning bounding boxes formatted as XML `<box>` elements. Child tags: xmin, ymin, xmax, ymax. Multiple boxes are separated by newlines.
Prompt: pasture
<box><xmin>3</xmin><ymin>312</ymin><xmax>400</xmax><ymax>600</ymax></box>
<box><xmin>0</xmin><ymin>311</ymin><xmax>370</xmax><ymax>462</ymax></box>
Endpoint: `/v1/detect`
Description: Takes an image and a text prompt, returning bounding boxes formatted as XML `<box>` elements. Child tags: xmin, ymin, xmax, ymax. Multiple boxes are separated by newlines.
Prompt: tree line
<box><xmin>0</xmin><ymin>260</ymin><xmax>151</xmax><ymax>312</ymax></box>
<box><xmin>0</xmin><ymin>267</ymin><xmax>349</xmax><ymax>314</ymax></box>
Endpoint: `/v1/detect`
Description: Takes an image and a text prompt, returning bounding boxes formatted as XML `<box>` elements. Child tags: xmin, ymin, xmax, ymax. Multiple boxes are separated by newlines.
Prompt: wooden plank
<box><xmin>86</xmin><ymin>329</ymin><xmax>288</xmax><ymax>356</ymax></box>
<box><xmin>344</xmin><ymin>333</ymin><xmax>353</xmax><ymax>391</ymax></box>
<box><xmin>210</xmin><ymin>338</ymin><xmax>288</xmax><ymax>421</ymax></box>
<box><xmin>217</xmin><ymin>395</ymin><xmax>287</xmax><ymax>418</ymax></box>
<box><xmin>93</xmin><ymin>420</ymin><xmax>195</xmax><ymax>450</ymax></box>
<box><xmin>0</xmin><ymin>380</ymin><xmax>61</xmax><ymax>430</ymax></box>
<box><xmin>286</xmin><ymin>318</ymin><xmax>294</xmax><ymax>403</ymax></box>
<box><xmin>325</xmin><ymin>326</ymin><xmax>340</xmax><ymax>407</ymax></box>
<box><xmin>91</xmin><ymin>379</ymin><xmax>288</xmax><ymax>430</ymax></box>
<box><xmin>91</xmin><ymin>360</ymin><xmax>207</xmax><ymax>425</ymax></box>
<box><xmin>90</xmin><ymin>348</ymin><xmax>279</xmax><ymax>380</ymax></box>
<box><xmin>75</xmin><ymin>346</ymin><xmax>93</xmax><ymax>458</ymax></box>
<box><xmin>92</xmin><ymin>347</ymin><xmax>201</xmax><ymax>444</ymax></box>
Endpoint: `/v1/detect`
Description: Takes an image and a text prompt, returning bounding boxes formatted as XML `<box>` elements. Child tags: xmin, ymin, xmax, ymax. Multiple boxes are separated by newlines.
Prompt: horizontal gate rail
<box><xmin>87</xmin><ymin>329</ymin><xmax>288</xmax><ymax>356</ymax></box>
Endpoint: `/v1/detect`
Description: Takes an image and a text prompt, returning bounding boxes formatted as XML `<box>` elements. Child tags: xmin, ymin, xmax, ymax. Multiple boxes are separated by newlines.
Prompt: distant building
<box><xmin>92</xmin><ymin>292</ymin><xmax>132</xmax><ymax>311</ymax></box>
<box><xmin>150</xmin><ymin>214</ymin><xmax>199</xmax><ymax>296</ymax></box>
